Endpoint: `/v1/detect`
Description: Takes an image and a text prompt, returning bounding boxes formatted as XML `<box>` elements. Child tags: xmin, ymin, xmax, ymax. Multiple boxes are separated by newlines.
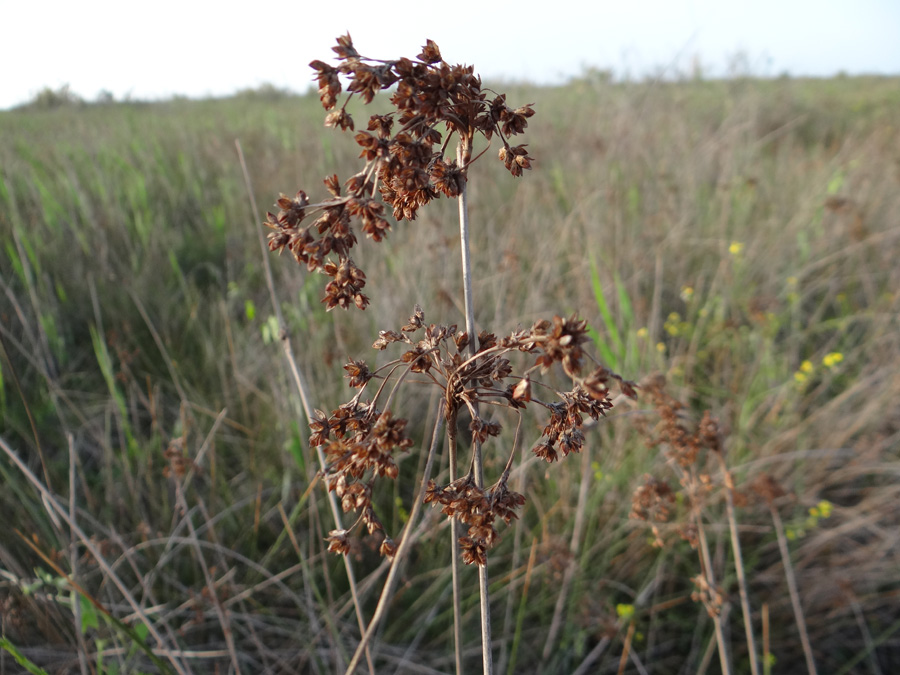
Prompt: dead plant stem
<box><xmin>769</xmin><ymin>504</ymin><xmax>818</xmax><ymax>675</ymax></box>
<box><xmin>344</xmin><ymin>402</ymin><xmax>445</xmax><ymax>674</ymax></box>
<box><xmin>447</xmin><ymin>406</ymin><xmax>465</xmax><ymax>675</ymax></box>
<box><xmin>695</xmin><ymin>501</ymin><xmax>732</xmax><ymax>675</ymax></box>
<box><xmin>68</xmin><ymin>433</ymin><xmax>90</xmax><ymax>675</ymax></box>
<box><xmin>540</xmin><ymin>441</ymin><xmax>593</xmax><ymax>664</ymax></box>
<box><xmin>458</xmin><ymin>139</ymin><xmax>493</xmax><ymax>675</ymax></box>
<box><xmin>716</xmin><ymin>454</ymin><xmax>760</xmax><ymax>675</ymax></box>
<box><xmin>236</xmin><ymin>139</ymin><xmax>375</xmax><ymax>675</ymax></box>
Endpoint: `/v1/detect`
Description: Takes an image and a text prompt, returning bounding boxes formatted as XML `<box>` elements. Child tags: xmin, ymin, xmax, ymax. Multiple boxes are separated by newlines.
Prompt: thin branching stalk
<box><xmin>172</xmin><ymin>477</ymin><xmax>242</xmax><ymax>673</ymax></box>
<box><xmin>446</xmin><ymin>405</ymin><xmax>464</xmax><ymax>675</ymax></box>
<box><xmin>571</xmin><ymin>637</ymin><xmax>611</xmax><ymax>675</ymax></box>
<box><xmin>617</xmin><ymin>621</ymin><xmax>637</xmax><ymax>675</ymax></box>
<box><xmin>540</xmin><ymin>441</ymin><xmax>593</xmax><ymax>665</ymax></box>
<box><xmin>498</xmin><ymin>444</ymin><xmax>529</xmax><ymax>675</ymax></box>
<box><xmin>695</xmin><ymin>506</ymin><xmax>733</xmax><ymax>675</ymax></box>
<box><xmin>768</xmin><ymin>503</ymin><xmax>818</xmax><ymax>675</ymax></box>
<box><xmin>457</xmin><ymin>138</ymin><xmax>493</xmax><ymax>675</ymax></box>
<box><xmin>344</xmin><ymin>402</ymin><xmax>445</xmax><ymax>674</ymax></box>
<box><xmin>68</xmin><ymin>433</ymin><xmax>90</xmax><ymax>675</ymax></box>
<box><xmin>236</xmin><ymin>140</ymin><xmax>375</xmax><ymax>675</ymax></box>
<box><xmin>715</xmin><ymin>453</ymin><xmax>760</xmax><ymax>675</ymax></box>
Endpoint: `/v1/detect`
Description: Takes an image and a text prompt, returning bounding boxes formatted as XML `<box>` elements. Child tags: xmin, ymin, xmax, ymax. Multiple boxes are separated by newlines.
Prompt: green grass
<box><xmin>1</xmin><ymin>76</ymin><xmax>899</xmax><ymax>673</ymax></box>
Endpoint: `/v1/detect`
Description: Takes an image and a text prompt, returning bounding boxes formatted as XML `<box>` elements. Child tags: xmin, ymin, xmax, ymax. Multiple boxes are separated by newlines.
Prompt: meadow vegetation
<box><xmin>1</xmin><ymin>64</ymin><xmax>899</xmax><ymax>674</ymax></box>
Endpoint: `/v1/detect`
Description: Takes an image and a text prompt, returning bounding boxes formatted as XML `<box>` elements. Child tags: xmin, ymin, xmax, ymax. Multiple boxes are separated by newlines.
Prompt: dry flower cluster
<box><xmin>315</xmin><ymin>307</ymin><xmax>636</xmax><ymax>564</ymax></box>
<box><xmin>265</xmin><ymin>34</ymin><xmax>535</xmax><ymax>311</ymax></box>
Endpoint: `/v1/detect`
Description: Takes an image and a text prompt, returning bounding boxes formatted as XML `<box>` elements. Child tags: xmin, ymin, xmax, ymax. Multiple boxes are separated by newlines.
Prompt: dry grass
<box><xmin>1</xmin><ymin>62</ymin><xmax>899</xmax><ymax>673</ymax></box>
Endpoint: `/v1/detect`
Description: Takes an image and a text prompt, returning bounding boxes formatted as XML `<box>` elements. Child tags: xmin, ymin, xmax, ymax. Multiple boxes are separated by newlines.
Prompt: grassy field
<box><xmin>1</xmin><ymin>73</ymin><xmax>899</xmax><ymax>674</ymax></box>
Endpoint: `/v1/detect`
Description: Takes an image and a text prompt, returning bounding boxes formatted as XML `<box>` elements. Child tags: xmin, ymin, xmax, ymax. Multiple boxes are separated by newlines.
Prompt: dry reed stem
<box><xmin>617</xmin><ymin>621</ymin><xmax>637</xmax><ymax>675</ymax></box>
<box><xmin>344</xmin><ymin>401</ymin><xmax>444</xmax><ymax>674</ymax></box>
<box><xmin>695</xmin><ymin>510</ymin><xmax>733</xmax><ymax>675</ymax></box>
<box><xmin>540</xmin><ymin>443</ymin><xmax>593</xmax><ymax>665</ymax></box>
<box><xmin>571</xmin><ymin>637</ymin><xmax>612</xmax><ymax>675</ymax></box>
<box><xmin>456</xmin><ymin>139</ymin><xmax>494</xmax><ymax>675</ymax></box>
<box><xmin>446</xmin><ymin>405</ymin><xmax>464</xmax><ymax>675</ymax></box>
<box><xmin>236</xmin><ymin>140</ymin><xmax>376</xmax><ymax>675</ymax></box>
<box><xmin>715</xmin><ymin>453</ymin><xmax>760</xmax><ymax>675</ymax></box>
<box><xmin>67</xmin><ymin>433</ymin><xmax>90</xmax><ymax>675</ymax></box>
<box><xmin>172</xmin><ymin>478</ymin><xmax>241</xmax><ymax>673</ymax></box>
<box><xmin>768</xmin><ymin>503</ymin><xmax>818</xmax><ymax>675</ymax></box>
<box><xmin>497</xmin><ymin>448</ymin><xmax>530</xmax><ymax>675</ymax></box>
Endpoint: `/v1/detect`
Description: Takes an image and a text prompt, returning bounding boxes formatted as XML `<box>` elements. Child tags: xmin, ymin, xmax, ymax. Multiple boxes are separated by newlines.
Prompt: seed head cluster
<box><xmin>318</xmin><ymin>306</ymin><xmax>636</xmax><ymax>564</ymax></box>
<box><xmin>266</xmin><ymin>34</ymin><xmax>535</xmax><ymax>312</ymax></box>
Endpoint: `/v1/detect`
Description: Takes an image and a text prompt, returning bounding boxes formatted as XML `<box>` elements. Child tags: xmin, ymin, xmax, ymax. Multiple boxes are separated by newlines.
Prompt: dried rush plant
<box><xmin>260</xmin><ymin>35</ymin><xmax>636</xmax><ymax>674</ymax></box>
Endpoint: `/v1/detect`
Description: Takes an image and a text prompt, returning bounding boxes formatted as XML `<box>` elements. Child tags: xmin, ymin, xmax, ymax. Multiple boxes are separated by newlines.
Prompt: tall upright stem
<box><xmin>344</xmin><ymin>403</ymin><xmax>446</xmax><ymax>675</ymax></box>
<box><xmin>770</xmin><ymin>504</ymin><xmax>818</xmax><ymax>675</ymax></box>
<box><xmin>457</xmin><ymin>139</ymin><xmax>493</xmax><ymax>674</ymax></box>
<box><xmin>447</xmin><ymin>407</ymin><xmax>465</xmax><ymax>675</ymax></box>
<box><xmin>716</xmin><ymin>456</ymin><xmax>760</xmax><ymax>675</ymax></box>
<box><xmin>237</xmin><ymin>141</ymin><xmax>374</xmax><ymax>674</ymax></box>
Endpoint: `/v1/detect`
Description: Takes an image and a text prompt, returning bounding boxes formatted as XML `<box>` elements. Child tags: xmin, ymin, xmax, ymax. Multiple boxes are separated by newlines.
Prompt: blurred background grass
<box><xmin>1</xmin><ymin>74</ymin><xmax>898</xmax><ymax>673</ymax></box>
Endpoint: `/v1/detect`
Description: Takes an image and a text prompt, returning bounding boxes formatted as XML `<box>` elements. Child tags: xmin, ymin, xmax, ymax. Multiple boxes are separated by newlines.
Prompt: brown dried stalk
<box><xmin>237</xmin><ymin>140</ymin><xmax>376</xmax><ymax>674</ymax></box>
<box><xmin>752</xmin><ymin>475</ymin><xmax>819</xmax><ymax>675</ymax></box>
<box><xmin>262</xmin><ymin>35</ymin><xmax>636</xmax><ymax>674</ymax></box>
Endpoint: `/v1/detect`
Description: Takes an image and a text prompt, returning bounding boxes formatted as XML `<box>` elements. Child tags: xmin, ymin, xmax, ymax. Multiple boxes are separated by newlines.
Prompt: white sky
<box><xmin>2</xmin><ymin>0</ymin><xmax>899</xmax><ymax>109</ymax></box>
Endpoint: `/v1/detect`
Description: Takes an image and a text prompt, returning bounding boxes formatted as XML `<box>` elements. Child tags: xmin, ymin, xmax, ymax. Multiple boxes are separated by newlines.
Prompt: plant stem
<box><xmin>716</xmin><ymin>454</ymin><xmax>760</xmax><ymax>675</ymax></box>
<box><xmin>447</xmin><ymin>406</ymin><xmax>465</xmax><ymax>675</ymax></box>
<box><xmin>344</xmin><ymin>402</ymin><xmax>445</xmax><ymax>674</ymax></box>
<box><xmin>236</xmin><ymin>140</ymin><xmax>375</xmax><ymax>675</ymax></box>
<box><xmin>694</xmin><ymin>500</ymin><xmax>733</xmax><ymax>675</ymax></box>
<box><xmin>769</xmin><ymin>503</ymin><xmax>818</xmax><ymax>675</ymax></box>
<box><xmin>540</xmin><ymin>441</ymin><xmax>593</xmax><ymax>665</ymax></box>
<box><xmin>457</xmin><ymin>139</ymin><xmax>493</xmax><ymax>675</ymax></box>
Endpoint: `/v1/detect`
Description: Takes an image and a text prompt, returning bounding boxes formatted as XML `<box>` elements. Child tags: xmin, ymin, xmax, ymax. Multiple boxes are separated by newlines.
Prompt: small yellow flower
<box><xmin>664</xmin><ymin>312</ymin><xmax>683</xmax><ymax>336</ymax></box>
<box><xmin>729</xmin><ymin>241</ymin><xmax>744</xmax><ymax>256</ymax></box>
<box><xmin>680</xmin><ymin>285</ymin><xmax>694</xmax><ymax>302</ymax></box>
<box><xmin>818</xmin><ymin>500</ymin><xmax>833</xmax><ymax>518</ymax></box>
<box><xmin>636</xmin><ymin>327</ymin><xmax>648</xmax><ymax>339</ymax></box>
<box><xmin>787</xmin><ymin>276</ymin><xmax>798</xmax><ymax>287</ymax></box>
<box><xmin>616</xmin><ymin>604</ymin><xmax>635</xmax><ymax>620</ymax></box>
<box><xmin>794</xmin><ymin>359</ymin><xmax>813</xmax><ymax>384</ymax></box>
<box><xmin>656</xmin><ymin>342</ymin><xmax>666</xmax><ymax>354</ymax></box>
<box><xmin>823</xmin><ymin>352</ymin><xmax>844</xmax><ymax>368</ymax></box>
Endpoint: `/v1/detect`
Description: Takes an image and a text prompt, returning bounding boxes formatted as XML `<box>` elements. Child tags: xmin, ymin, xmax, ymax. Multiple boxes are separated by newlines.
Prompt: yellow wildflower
<box><xmin>823</xmin><ymin>352</ymin><xmax>844</xmax><ymax>368</ymax></box>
